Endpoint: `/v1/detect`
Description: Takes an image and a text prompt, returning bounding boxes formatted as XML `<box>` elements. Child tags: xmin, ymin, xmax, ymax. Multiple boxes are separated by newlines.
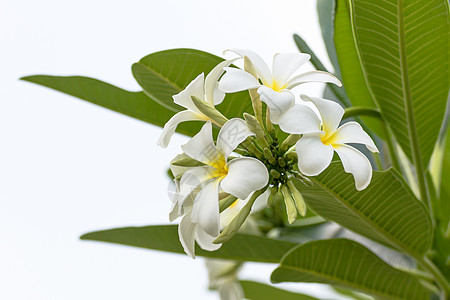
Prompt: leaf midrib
<box><xmin>274</xmin><ymin>265</ymin><xmax>406</xmax><ymax>300</ymax></box>
<box><xmin>397</xmin><ymin>0</ymin><xmax>429</xmax><ymax>205</ymax></box>
<box><xmin>310</xmin><ymin>173</ymin><xmax>418</xmax><ymax>257</ymax></box>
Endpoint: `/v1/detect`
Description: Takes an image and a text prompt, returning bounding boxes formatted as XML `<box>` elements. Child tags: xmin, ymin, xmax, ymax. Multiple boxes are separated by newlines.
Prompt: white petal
<box><xmin>178</xmin><ymin>212</ymin><xmax>197</xmax><ymax>258</ymax></box>
<box><xmin>272</xmin><ymin>53</ymin><xmax>310</xmax><ymax>86</ymax></box>
<box><xmin>278</xmin><ymin>104</ymin><xmax>322</xmax><ymax>134</ymax></box>
<box><xmin>334</xmin><ymin>144</ymin><xmax>373</xmax><ymax>191</ymax></box>
<box><xmin>191</xmin><ymin>180</ymin><xmax>220</xmax><ymax>237</ymax></box>
<box><xmin>257</xmin><ymin>86</ymin><xmax>295</xmax><ymax>124</ymax></box>
<box><xmin>220</xmin><ymin>157</ymin><xmax>269</xmax><ymax>199</ymax></box>
<box><xmin>217</xmin><ymin>118</ymin><xmax>255</xmax><ymax>159</ymax></box>
<box><xmin>334</xmin><ymin>122</ymin><xmax>378</xmax><ymax>152</ymax></box>
<box><xmin>300</xmin><ymin>94</ymin><xmax>344</xmax><ymax>133</ymax></box>
<box><xmin>205</xmin><ymin>59</ymin><xmax>238</xmax><ymax>105</ymax></box>
<box><xmin>157</xmin><ymin>110</ymin><xmax>207</xmax><ymax>148</ymax></box>
<box><xmin>181</xmin><ymin>121</ymin><xmax>219</xmax><ymax>165</ymax></box>
<box><xmin>219</xmin><ymin>281</ymin><xmax>245</xmax><ymax>300</ymax></box>
<box><xmin>195</xmin><ymin>227</ymin><xmax>222</xmax><ymax>251</ymax></box>
<box><xmin>177</xmin><ymin>166</ymin><xmax>213</xmax><ymax>209</ymax></box>
<box><xmin>219</xmin><ymin>67</ymin><xmax>260</xmax><ymax>93</ymax></box>
<box><xmin>287</xmin><ymin>70</ymin><xmax>342</xmax><ymax>89</ymax></box>
<box><xmin>173</xmin><ymin>73</ymin><xmax>205</xmax><ymax>112</ymax></box>
<box><xmin>296</xmin><ymin>134</ymin><xmax>334</xmax><ymax>176</ymax></box>
<box><xmin>224</xmin><ymin>49</ymin><xmax>272</xmax><ymax>85</ymax></box>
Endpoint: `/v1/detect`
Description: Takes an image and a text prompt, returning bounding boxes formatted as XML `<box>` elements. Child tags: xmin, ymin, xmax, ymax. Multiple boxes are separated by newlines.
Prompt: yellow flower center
<box><xmin>206</xmin><ymin>153</ymin><xmax>229</xmax><ymax>180</ymax></box>
<box><xmin>269</xmin><ymin>80</ymin><xmax>287</xmax><ymax>92</ymax></box>
<box><xmin>320</xmin><ymin>124</ymin><xmax>339</xmax><ymax>147</ymax></box>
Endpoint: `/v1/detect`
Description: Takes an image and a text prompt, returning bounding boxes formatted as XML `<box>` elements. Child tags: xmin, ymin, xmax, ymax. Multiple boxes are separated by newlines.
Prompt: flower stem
<box><xmin>343</xmin><ymin>106</ymin><xmax>382</xmax><ymax>120</ymax></box>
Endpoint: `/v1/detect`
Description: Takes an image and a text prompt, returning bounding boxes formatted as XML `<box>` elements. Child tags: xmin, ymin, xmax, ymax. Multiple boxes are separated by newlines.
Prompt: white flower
<box><xmin>205</xmin><ymin>259</ymin><xmax>244</xmax><ymax>300</ymax></box>
<box><xmin>293</xmin><ymin>95</ymin><xmax>378</xmax><ymax>191</ymax></box>
<box><xmin>157</xmin><ymin>59</ymin><xmax>236</xmax><ymax>148</ymax></box>
<box><xmin>218</xmin><ymin>49</ymin><xmax>341</xmax><ymax>126</ymax></box>
<box><xmin>169</xmin><ymin>119</ymin><xmax>269</xmax><ymax>257</ymax></box>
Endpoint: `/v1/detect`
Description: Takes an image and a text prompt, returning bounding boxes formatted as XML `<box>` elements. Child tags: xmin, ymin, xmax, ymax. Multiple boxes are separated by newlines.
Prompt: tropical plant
<box><xmin>21</xmin><ymin>0</ymin><xmax>450</xmax><ymax>299</ymax></box>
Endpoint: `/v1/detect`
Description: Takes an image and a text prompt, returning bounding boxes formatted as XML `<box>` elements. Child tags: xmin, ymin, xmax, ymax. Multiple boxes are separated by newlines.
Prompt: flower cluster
<box><xmin>160</xmin><ymin>49</ymin><xmax>378</xmax><ymax>257</ymax></box>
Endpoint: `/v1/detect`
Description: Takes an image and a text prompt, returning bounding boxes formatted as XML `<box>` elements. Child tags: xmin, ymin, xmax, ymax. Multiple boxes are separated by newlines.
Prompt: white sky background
<box><xmin>0</xmin><ymin>0</ymin><xmax>349</xmax><ymax>299</ymax></box>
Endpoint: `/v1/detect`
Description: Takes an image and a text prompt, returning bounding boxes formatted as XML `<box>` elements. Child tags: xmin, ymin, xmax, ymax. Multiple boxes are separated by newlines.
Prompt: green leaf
<box><xmin>19</xmin><ymin>75</ymin><xmax>203</xmax><ymax>137</ymax></box>
<box><xmin>317</xmin><ymin>0</ymin><xmax>341</xmax><ymax>76</ymax></box>
<box><xmin>271</xmin><ymin>239</ymin><xmax>430</xmax><ymax>300</ymax></box>
<box><xmin>240</xmin><ymin>280</ymin><xmax>319</xmax><ymax>300</ymax></box>
<box><xmin>295</xmin><ymin>162</ymin><xmax>432</xmax><ymax>257</ymax></box>
<box><xmin>132</xmin><ymin>48</ymin><xmax>252</xmax><ymax>118</ymax></box>
<box><xmin>80</xmin><ymin>225</ymin><xmax>296</xmax><ymax>263</ymax></box>
<box><xmin>333</xmin><ymin>0</ymin><xmax>384</xmax><ymax>137</ymax></box>
<box><xmin>348</xmin><ymin>0</ymin><xmax>450</xmax><ymax>168</ymax></box>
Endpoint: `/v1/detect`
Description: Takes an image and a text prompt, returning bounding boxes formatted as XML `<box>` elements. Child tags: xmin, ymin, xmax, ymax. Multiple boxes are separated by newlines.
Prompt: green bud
<box><xmin>281</xmin><ymin>185</ymin><xmax>297</xmax><ymax>224</ymax></box>
<box><xmin>213</xmin><ymin>189</ymin><xmax>264</xmax><ymax>244</ymax></box>
<box><xmin>270</xmin><ymin>169</ymin><xmax>281</xmax><ymax>179</ymax></box>
<box><xmin>285</xmin><ymin>151</ymin><xmax>298</xmax><ymax>162</ymax></box>
<box><xmin>277</xmin><ymin>157</ymin><xmax>286</xmax><ymax>168</ymax></box>
<box><xmin>267</xmin><ymin>186</ymin><xmax>278</xmax><ymax>207</ymax></box>
<box><xmin>243</xmin><ymin>113</ymin><xmax>269</xmax><ymax>148</ymax></box>
<box><xmin>264</xmin><ymin>148</ymin><xmax>277</xmax><ymax>165</ymax></box>
<box><xmin>191</xmin><ymin>96</ymin><xmax>228</xmax><ymax>126</ymax></box>
<box><xmin>219</xmin><ymin>195</ymin><xmax>238</xmax><ymax>213</ymax></box>
<box><xmin>280</xmin><ymin>134</ymin><xmax>301</xmax><ymax>152</ymax></box>
<box><xmin>265</xmin><ymin>109</ymin><xmax>276</xmax><ymax>137</ymax></box>
<box><xmin>287</xmin><ymin>180</ymin><xmax>307</xmax><ymax>217</ymax></box>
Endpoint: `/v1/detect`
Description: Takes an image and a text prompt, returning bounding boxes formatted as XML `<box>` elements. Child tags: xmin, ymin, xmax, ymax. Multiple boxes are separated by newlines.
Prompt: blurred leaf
<box><xmin>132</xmin><ymin>48</ymin><xmax>252</xmax><ymax>119</ymax></box>
<box><xmin>20</xmin><ymin>75</ymin><xmax>203</xmax><ymax>137</ymax></box>
<box><xmin>240</xmin><ymin>280</ymin><xmax>319</xmax><ymax>300</ymax></box>
<box><xmin>81</xmin><ymin>225</ymin><xmax>296</xmax><ymax>263</ymax></box>
<box><xmin>271</xmin><ymin>239</ymin><xmax>430</xmax><ymax>300</ymax></box>
<box><xmin>348</xmin><ymin>0</ymin><xmax>450</xmax><ymax>167</ymax></box>
<box><xmin>295</xmin><ymin>162</ymin><xmax>432</xmax><ymax>257</ymax></box>
<box><xmin>317</xmin><ymin>0</ymin><xmax>341</xmax><ymax>76</ymax></box>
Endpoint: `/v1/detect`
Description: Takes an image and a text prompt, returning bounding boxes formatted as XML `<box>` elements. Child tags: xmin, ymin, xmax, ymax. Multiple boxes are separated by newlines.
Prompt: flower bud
<box><xmin>267</xmin><ymin>187</ymin><xmax>278</xmax><ymax>207</ymax></box>
<box><xmin>264</xmin><ymin>148</ymin><xmax>277</xmax><ymax>165</ymax></box>
<box><xmin>191</xmin><ymin>96</ymin><xmax>228</xmax><ymax>126</ymax></box>
<box><xmin>243</xmin><ymin>113</ymin><xmax>269</xmax><ymax>148</ymax></box>
<box><xmin>287</xmin><ymin>180</ymin><xmax>307</xmax><ymax>217</ymax></box>
<box><xmin>281</xmin><ymin>185</ymin><xmax>297</xmax><ymax>224</ymax></box>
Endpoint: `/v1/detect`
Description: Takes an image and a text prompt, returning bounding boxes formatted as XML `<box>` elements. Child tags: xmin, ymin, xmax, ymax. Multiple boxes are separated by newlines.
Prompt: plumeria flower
<box><xmin>157</xmin><ymin>59</ymin><xmax>236</xmax><ymax>148</ymax></box>
<box><xmin>169</xmin><ymin>119</ymin><xmax>269</xmax><ymax>257</ymax></box>
<box><xmin>294</xmin><ymin>95</ymin><xmax>378</xmax><ymax>190</ymax></box>
<box><xmin>205</xmin><ymin>259</ymin><xmax>244</xmax><ymax>300</ymax></box>
<box><xmin>218</xmin><ymin>49</ymin><xmax>341</xmax><ymax>126</ymax></box>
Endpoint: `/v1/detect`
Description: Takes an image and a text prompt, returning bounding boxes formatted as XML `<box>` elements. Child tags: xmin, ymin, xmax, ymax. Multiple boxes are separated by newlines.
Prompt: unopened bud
<box><xmin>285</xmin><ymin>151</ymin><xmax>298</xmax><ymax>162</ymax></box>
<box><xmin>278</xmin><ymin>157</ymin><xmax>286</xmax><ymax>168</ymax></box>
<box><xmin>287</xmin><ymin>180</ymin><xmax>307</xmax><ymax>217</ymax></box>
<box><xmin>267</xmin><ymin>186</ymin><xmax>278</xmax><ymax>207</ymax></box>
<box><xmin>191</xmin><ymin>96</ymin><xmax>228</xmax><ymax>126</ymax></box>
<box><xmin>270</xmin><ymin>169</ymin><xmax>281</xmax><ymax>179</ymax></box>
<box><xmin>281</xmin><ymin>185</ymin><xmax>297</xmax><ymax>224</ymax></box>
<box><xmin>264</xmin><ymin>148</ymin><xmax>277</xmax><ymax>165</ymax></box>
<box><xmin>244</xmin><ymin>113</ymin><xmax>269</xmax><ymax>148</ymax></box>
<box><xmin>280</xmin><ymin>134</ymin><xmax>301</xmax><ymax>152</ymax></box>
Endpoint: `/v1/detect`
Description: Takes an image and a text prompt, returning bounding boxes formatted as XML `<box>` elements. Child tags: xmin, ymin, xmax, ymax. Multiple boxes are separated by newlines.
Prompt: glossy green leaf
<box><xmin>271</xmin><ymin>239</ymin><xmax>430</xmax><ymax>300</ymax></box>
<box><xmin>295</xmin><ymin>162</ymin><xmax>432</xmax><ymax>256</ymax></box>
<box><xmin>132</xmin><ymin>48</ymin><xmax>252</xmax><ymax>118</ymax></box>
<box><xmin>80</xmin><ymin>225</ymin><xmax>296</xmax><ymax>263</ymax></box>
<box><xmin>19</xmin><ymin>75</ymin><xmax>203</xmax><ymax>137</ymax></box>
<box><xmin>240</xmin><ymin>280</ymin><xmax>319</xmax><ymax>300</ymax></box>
<box><xmin>348</xmin><ymin>0</ymin><xmax>450</xmax><ymax>167</ymax></box>
<box><xmin>333</xmin><ymin>0</ymin><xmax>383</xmax><ymax>137</ymax></box>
